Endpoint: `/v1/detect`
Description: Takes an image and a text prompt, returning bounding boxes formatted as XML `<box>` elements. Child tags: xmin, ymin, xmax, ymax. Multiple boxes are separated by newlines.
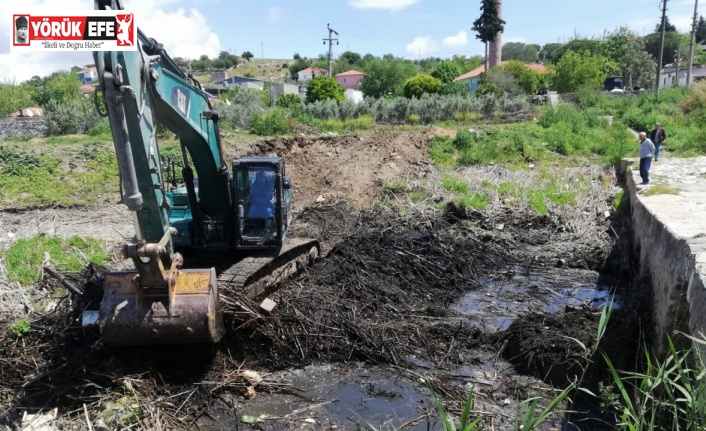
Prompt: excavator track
<box><xmin>216</xmin><ymin>237</ymin><xmax>320</xmax><ymax>303</ymax></box>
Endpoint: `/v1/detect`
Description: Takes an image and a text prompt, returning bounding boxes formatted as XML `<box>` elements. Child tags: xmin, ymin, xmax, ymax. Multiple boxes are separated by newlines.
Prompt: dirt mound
<box><xmin>229</xmin><ymin>132</ymin><xmax>433</xmax><ymax>208</ymax></box>
<box><xmin>500</xmin><ymin>309</ymin><xmax>601</xmax><ymax>387</ymax></box>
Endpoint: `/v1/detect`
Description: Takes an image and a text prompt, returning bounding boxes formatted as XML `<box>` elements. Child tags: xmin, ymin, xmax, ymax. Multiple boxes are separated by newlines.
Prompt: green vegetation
<box><xmin>2</xmin><ymin>235</ymin><xmax>111</xmax><ymax>285</ymax></box>
<box><xmin>577</xmin><ymin>84</ymin><xmax>706</xmax><ymax>157</ymax></box>
<box><xmin>442</xmin><ymin>175</ymin><xmax>490</xmax><ymax>210</ymax></box>
<box><xmin>403</xmin><ymin>73</ymin><xmax>442</xmax><ymax>98</ymax></box>
<box><xmin>427</xmin><ymin>104</ymin><xmax>633</xmax><ymax>169</ymax></box>
<box><xmin>603</xmin><ymin>335</ymin><xmax>706</xmax><ymax>430</ymax></box>
<box><xmin>306</xmin><ymin>76</ymin><xmax>345</xmax><ymax>103</ymax></box>
<box><xmin>7</xmin><ymin>319</ymin><xmax>31</xmax><ymax>338</ymax></box>
<box><xmin>642</xmin><ymin>184</ymin><xmax>680</xmax><ymax>196</ymax></box>
<box><xmin>0</xmin><ymin>144</ymin><xmax>119</xmax><ymax>207</ymax></box>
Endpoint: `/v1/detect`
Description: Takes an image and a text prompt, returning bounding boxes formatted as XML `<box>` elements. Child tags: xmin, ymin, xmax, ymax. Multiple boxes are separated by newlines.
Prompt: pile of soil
<box><xmin>499</xmin><ymin>309</ymin><xmax>602</xmax><ymax>387</ymax></box>
<box><xmin>229</xmin><ymin>132</ymin><xmax>434</xmax><ymax>208</ymax></box>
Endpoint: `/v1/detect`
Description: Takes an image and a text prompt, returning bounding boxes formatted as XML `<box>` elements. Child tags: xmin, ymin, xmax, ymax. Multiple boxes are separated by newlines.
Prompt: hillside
<box><xmin>193</xmin><ymin>58</ymin><xmax>293</xmax><ymax>83</ymax></box>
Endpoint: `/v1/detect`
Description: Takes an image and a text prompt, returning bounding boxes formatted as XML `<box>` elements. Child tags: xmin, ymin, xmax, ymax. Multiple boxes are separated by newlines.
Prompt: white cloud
<box><xmin>442</xmin><ymin>31</ymin><xmax>467</xmax><ymax>47</ymax></box>
<box><xmin>0</xmin><ymin>0</ymin><xmax>221</xmax><ymax>81</ymax></box>
<box><xmin>265</xmin><ymin>6</ymin><xmax>285</xmax><ymax>23</ymax></box>
<box><xmin>405</xmin><ymin>36</ymin><xmax>437</xmax><ymax>57</ymax></box>
<box><xmin>348</xmin><ymin>0</ymin><xmax>418</xmax><ymax>12</ymax></box>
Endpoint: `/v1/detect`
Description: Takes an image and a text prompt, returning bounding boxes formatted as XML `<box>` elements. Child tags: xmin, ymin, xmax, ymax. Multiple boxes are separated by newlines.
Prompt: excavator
<box><xmin>92</xmin><ymin>0</ymin><xmax>318</xmax><ymax>345</ymax></box>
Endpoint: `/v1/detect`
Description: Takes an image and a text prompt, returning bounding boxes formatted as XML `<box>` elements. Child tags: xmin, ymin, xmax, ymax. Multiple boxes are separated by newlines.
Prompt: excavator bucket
<box><xmin>99</xmin><ymin>268</ymin><xmax>224</xmax><ymax>346</ymax></box>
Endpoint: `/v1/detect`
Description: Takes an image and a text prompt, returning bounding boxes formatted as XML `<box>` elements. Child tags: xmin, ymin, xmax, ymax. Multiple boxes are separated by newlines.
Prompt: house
<box><xmin>272</xmin><ymin>83</ymin><xmax>299</xmax><ymax>98</ymax></box>
<box><xmin>77</xmin><ymin>67</ymin><xmax>98</xmax><ymax>84</ymax></box>
<box><xmin>297</xmin><ymin>67</ymin><xmax>326</xmax><ymax>84</ymax></box>
<box><xmin>335</xmin><ymin>70</ymin><xmax>366</xmax><ymax>89</ymax></box>
<box><xmin>454</xmin><ymin>62</ymin><xmax>550</xmax><ymax>92</ymax></box>
<box><xmin>658</xmin><ymin>65</ymin><xmax>706</xmax><ymax>88</ymax></box>
<box><xmin>219</xmin><ymin>75</ymin><xmax>266</xmax><ymax>91</ymax></box>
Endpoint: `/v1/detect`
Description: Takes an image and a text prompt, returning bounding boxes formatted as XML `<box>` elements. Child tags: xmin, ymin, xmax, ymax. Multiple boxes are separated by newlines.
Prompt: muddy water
<box><xmin>203</xmin><ymin>266</ymin><xmax>627</xmax><ymax>431</ymax></box>
<box><xmin>455</xmin><ymin>266</ymin><xmax>628</xmax><ymax>332</ymax></box>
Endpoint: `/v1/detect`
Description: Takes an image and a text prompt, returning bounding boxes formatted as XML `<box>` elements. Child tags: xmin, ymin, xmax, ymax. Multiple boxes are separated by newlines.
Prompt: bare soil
<box><xmin>0</xmin><ymin>131</ymin><xmax>635</xmax><ymax>431</ymax></box>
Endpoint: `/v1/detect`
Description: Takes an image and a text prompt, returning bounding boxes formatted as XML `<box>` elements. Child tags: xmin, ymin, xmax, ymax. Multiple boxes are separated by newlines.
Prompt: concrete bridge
<box><xmin>622</xmin><ymin>155</ymin><xmax>706</xmax><ymax>358</ymax></box>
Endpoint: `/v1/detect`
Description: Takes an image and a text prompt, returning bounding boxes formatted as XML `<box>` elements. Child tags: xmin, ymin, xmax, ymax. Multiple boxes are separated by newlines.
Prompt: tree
<box><xmin>218</xmin><ymin>50</ymin><xmax>230</xmax><ymax>59</ymax></box>
<box><xmin>289</xmin><ymin>58</ymin><xmax>312</xmax><ymax>80</ymax></box>
<box><xmin>697</xmin><ymin>16</ymin><xmax>706</xmax><ymax>43</ymax></box>
<box><xmin>472</xmin><ymin>0</ymin><xmax>505</xmax><ymax>44</ymax></box>
<box><xmin>293</xmin><ymin>53</ymin><xmax>301</xmax><ymax>60</ymax></box>
<box><xmin>339</xmin><ymin>51</ymin><xmax>362</xmax><ymax>66</ymax></box>
<box><xmin>600</xmin><ymin>27</ymin><xmax>655</xmax><ymax>88</ymax></box>
<box><xmin>242</xmin><ymin>51</ymin><xmax>254</xmax><ymax>61</ymax></box>
<box><xmin>502</xmin><ymin>42</ymin><xmax>539</xmax><ymax>62</ymax></box>
<box><xmin>359</xmin><ymin>57</ymin><xmax>416</xmax><ymax>98</ymax></box>
<box><xmin>476</xmin><ymin>68</ymin><xmax>520</xmax><ymax>95</ymax></box>
<box><xmin>539</xmin><ymin>43</ymin><xmax>562</xmax><ymax>63</ymax></box>
<box><xmin>644</xmin><ymin>31</ymin><xmax>682</xmax><ymax>65</ymax></box>
<box><xmin>431</xmin><ymin>61</ymin><xmax>461</xmax><ymax>84</ymax></box>
<box><xmin>655</xmin><ymin>16</ymin><xmax>677</xmax><ymax>33</ymax></box>
<box><xmin>553</xmin><ymin>51</ymin><xmax>610</xmax><ymax>93</ymax></box>
<box><xmin>553</xmin><ymin>38</ymin><xmax>601</xmax><ymax>63</ymax></box>
<box><xmin>0</xmin><ymin>82</ymin><xmax>34</xmax><ymax>117</ymax></box>
<box><xmin>306</xmin><ymin>76</ymin><xmax>344</xmax><ymax>103</ymax></box>
<box><xmin>498</xmin><ymin>60</ymin><xmax>543</xmax><ymax>94</ymax></box>
<box><xmin>403</xmin><ymin>74</ymin><xmax>442</xmax><ymax>98</ymax></box>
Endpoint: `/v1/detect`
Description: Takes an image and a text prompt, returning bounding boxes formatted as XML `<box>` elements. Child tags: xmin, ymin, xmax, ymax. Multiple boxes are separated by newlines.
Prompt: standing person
<box><xmin>650</xmin><ymin>123</ymin><xmax>667</xmax><ymax>161</ymax></box>
<box><xmin>638</xmin><ymin>132</ymin><xmax>655</xmax><ymax>185</ymax></box>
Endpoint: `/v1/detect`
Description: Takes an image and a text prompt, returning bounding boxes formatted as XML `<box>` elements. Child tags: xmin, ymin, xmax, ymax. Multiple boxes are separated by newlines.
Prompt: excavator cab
<box><xmin>232</xmin><ymin>157</ymin><xmax>292</xmax><ymax>251</ymax></box>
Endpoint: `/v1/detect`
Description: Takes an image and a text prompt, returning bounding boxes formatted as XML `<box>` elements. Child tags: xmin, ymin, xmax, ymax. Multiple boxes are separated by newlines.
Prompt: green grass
<box><xmin>0</xmin><ymin>144</ymin><xmax>119</xmax><ymax>208</ymax></box>
<box><xmin>442</xmin><ymin>175</ymin><xmax>490</xmax><ymax>210</ymax></box>
<box><xmin>2</xmin><ymin>236</ymin><xmax>111</xmax><ymax>285</ymax></box>
<box><xmin>7</xmin><ymin>319</ymin><xmax>31</xmax><ymax>338</ymax></box>
<box><xmin>642</xmin><ymin>183</ymin><xmax>681</xmax><ymax>196</ymax></box>
<box><xmin>298</xmin><ymin>115</ymin><xmax>375</xmax><ymax>134</ymax></box>
<box><xmin>383</xmin><ymin>179</ymin><xmax>410</xmax><ymax>192</ymax></box>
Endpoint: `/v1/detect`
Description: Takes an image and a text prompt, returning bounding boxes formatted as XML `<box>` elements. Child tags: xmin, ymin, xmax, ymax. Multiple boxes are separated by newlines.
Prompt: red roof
<box><xmin>454</xmin><ymin>62</ymin><xmax>550</xmax><ymax>82</ymax></box>
<box><xmin>298</xmin><ymin>67</ymin><xmax>326</xmax><ymax>74</ymax></box>
<box><xmin>336</xmin><ymin>69</ymin><xmax>366</xmax><ymax>77</ymax></box>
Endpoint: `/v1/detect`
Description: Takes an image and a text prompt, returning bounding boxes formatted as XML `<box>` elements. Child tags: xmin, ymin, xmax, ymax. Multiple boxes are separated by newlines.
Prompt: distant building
<box><xmin>219</xmin><ymin>75</ymin><xmax>266</xmax><ymax>90</ymax></box>
<box><xmin>335</xmin><ymin>70</ymin><xmax>366</xmax><ymax>89</ymax></box>
<box><xmin>659</xmin><ymin>66</ymin><xmax>706</xmax><ymax>88</ymax></box>
<box><xmin>273</xmin><ymin>83</ymin><xmax>299</xmax><ymax>98</ymax></box>
<box><xmin>77</xmin><ymin>67</ymin><xmax>97</xmax><ymax>84</ymax></box>
<box><xmin>453</xmin><ymin>62</ymin><xmax>550</xmax><ymax>92</ymax></box>
<box><xmin>297</xmin><ymin>67</ymin><xmax>326</xmax><ymax>84</ymax></box>
<box><xmin>210</xmin><ymin>71</ymin><xmax>227</xmax><ymax>82</ymax></box>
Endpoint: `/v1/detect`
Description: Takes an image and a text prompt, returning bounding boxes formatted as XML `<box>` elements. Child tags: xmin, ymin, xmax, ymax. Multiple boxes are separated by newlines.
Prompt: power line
<box><xmin>323</xmin><ymin>23</ymin><xmax>339</xmax><ymax>77</ymax></box>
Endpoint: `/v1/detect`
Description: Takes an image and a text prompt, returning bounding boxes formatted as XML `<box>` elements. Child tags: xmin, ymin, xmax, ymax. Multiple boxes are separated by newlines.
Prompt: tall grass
<box><xmin>577</xmin><ymin>86</ymin><xmax>706</xmax><ymax>156</ymax></box>
<box><xmin>603</xmin><ymin>334</ymin><xmax>706</xmax><ymax>430</ymax></box>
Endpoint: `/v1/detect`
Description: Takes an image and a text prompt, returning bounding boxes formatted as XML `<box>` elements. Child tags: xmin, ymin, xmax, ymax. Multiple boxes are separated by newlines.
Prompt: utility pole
<box><xmin>656</xmin><ymin>0</ymin><xmax>668</xmax><ymax>95</ymax></box>
<box><xmin>323</xmin><ymin>23</ymin><xmax>339</xmax><ymax>77</ymax></box>
<box><xmin>687</xmin><ymin>0</ymin><xmax>699</xmax><ymax>87</ymax></box>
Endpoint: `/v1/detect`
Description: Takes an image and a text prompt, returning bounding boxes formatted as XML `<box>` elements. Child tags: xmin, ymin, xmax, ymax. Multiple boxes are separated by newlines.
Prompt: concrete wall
<box><xmin>0</xmin><ymin>117</ymin><xmax>48</xmax><ymax>141</ymax></box>
<box><xmin>621</xmin><ymin>159</ymin><xmax>706</xmax><ymax>359</ymax></box>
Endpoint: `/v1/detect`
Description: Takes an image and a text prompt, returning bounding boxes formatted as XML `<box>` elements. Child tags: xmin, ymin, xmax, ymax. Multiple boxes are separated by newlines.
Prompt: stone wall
<box><xmin>0</xmin><ymin>117</ymin><xmax>48</xmax><ymax>141</ymax></box>
<box><xmin>621</xmin><ymin>159</ymin><xmax>706</xmax><ymax>360</ymax></box>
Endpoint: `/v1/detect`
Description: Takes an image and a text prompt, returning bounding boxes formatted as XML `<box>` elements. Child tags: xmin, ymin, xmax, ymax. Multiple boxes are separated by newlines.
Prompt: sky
<box><xmin>0</xmin><ymin>0</ymin><xmax>701</xmax><ymax>82</ymax></box>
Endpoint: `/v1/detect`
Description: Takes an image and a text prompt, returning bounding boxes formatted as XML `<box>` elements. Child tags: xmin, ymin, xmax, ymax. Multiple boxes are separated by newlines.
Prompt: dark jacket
<box><xmin>650</xmin><ymin>128</ymin><xmax>666</xmax><ymax>143</ymax></box>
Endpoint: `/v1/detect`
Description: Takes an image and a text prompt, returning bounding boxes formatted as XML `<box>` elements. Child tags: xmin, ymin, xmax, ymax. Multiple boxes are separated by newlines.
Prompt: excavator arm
<box><xmin>93</xmin><ymin>0</ymin><xmax>225</xmax><ymax>344</ymax></box>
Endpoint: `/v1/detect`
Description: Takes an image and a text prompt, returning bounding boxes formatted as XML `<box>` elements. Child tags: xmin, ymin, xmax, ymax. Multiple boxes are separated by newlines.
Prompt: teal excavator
<box><xmin>92</xmin><ymin>0</ymin><xmax>318</xmax><ymax>345</ymax></box>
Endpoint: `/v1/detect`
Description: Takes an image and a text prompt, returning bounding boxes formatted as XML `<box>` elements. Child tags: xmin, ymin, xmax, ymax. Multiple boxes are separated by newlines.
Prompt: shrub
<box><xmin>306</xmin><ymin>76</ymin><xmax>345</xmax><ymax>103</ymax></box>
<box><xmin>454</xmin><ymin>129</ymin><xmax>474</xmax><ymax>150</ymax></box>
<box><xmin>403</xmin><ymin>74</ymin><xmax>442</xmax><ymax>98</ymax></box>
<box><xmin>88</xmin><ymin>120</ymin><xmax>111</xmax><ymax>136</ymax></box>
<box><xmin>276</xmin><ymin>93</ymin><xmax>302</xmax><ymax>110</ymax></box>
<box><xmin>250</xmin><ymin>108</ymin><xmax>292</xmax><ymax>136</ymax></box>
<box><xmin>44</xmin><ymin>98</ymin><xmax>102</xmax><ymax>135</ymax></box>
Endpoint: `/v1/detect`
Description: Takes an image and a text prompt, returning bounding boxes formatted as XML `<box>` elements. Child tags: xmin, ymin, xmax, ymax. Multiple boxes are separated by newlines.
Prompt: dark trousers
<box><xmin>639</xmin><ymin>157</ymin><xmax>652</xmax><ymax>183</ymax></box>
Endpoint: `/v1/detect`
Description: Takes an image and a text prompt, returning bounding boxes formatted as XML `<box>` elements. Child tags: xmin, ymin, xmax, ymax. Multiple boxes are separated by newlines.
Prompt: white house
<box><xmin>297</xmin><ymin>67</ymin><xmax>326</xmax><ymax>84</ymax></box>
